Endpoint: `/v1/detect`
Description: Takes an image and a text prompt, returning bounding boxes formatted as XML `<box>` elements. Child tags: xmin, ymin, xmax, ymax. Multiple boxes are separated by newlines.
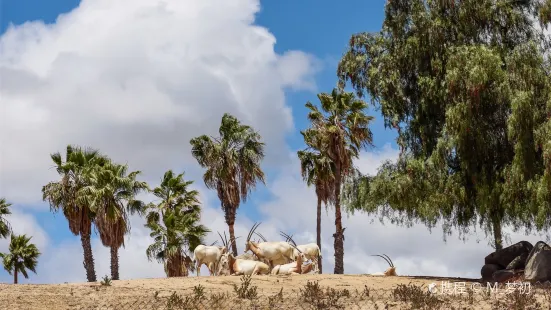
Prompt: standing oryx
<box><xmin>244</xmin><ymin>222</ymin><xmax>295</xmax><ymax>269</ymax></box>
<box><xmin>281</xmin><ymin>232</ymin><xmax>322</xmax><ymax>274</ymax></box>
<box><xmin>193</xmin><ymin>232</ymin><xmax>239</xmax><ymax>276</ymax></box>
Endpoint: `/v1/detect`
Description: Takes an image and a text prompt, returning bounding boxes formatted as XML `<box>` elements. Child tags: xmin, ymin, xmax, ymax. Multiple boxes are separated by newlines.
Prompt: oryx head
<box><xmin>245</xmin><ymin>222</ymin><xmax>262</xmax><ymax>252</ymax></box>
<box><xmin>217</xmin><ymin>231</ymin><xmax>239</xmax><ymax>255</ymax></box>
<box><xmin>217</xmin><ymin>252</ymin><xmax>236</xmax><ymax>276</ymax></box>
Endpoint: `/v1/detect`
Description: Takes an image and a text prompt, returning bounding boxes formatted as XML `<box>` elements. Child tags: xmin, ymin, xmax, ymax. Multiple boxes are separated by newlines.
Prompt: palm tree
<box><xmin>0</xmin><ymin>234</ymin><xmax>41</xmax><ymax>284</ymax></box>
<box><xmin>302</xmin><ymin>89</ymin><xmax>374</xmax><ymax>274</ymax></box>
<box><xmin>42</xmin><ymin>145</ymin><xmax>109</xmax><ymax>282</ymax></box>
<box><xmin>190</xmin><ymin>113</ymin><xmax>265</xmax><ymax>256</ymax></box>
<box><xmin>0</xmin><ymin>198</ymin><xmax>12</xmax><ymax>239</ymax></box>
<box><xmin>145</xmin><ymin>170</ymin><xmax>210</xmax><ymax>277</ymax></box>
<box><xmin>297</xmin><ymin>149</ymin><xmax>335</xmax><ymax>274</ymax></box>
<box><xmin>81</xmin><ymin>161</ymin><xmax>148</xmax><ymax>280</ymax></box>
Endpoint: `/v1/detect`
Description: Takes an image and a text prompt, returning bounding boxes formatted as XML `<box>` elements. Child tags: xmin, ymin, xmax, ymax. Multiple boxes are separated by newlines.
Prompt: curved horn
<box><xmin>224</xmin><ymin>231</ymin><xmax>229</xmax><ymax>249</ymax></box>
<box><xmin>225</xmin><ymin>236</ymin><xmax>240</xmax><ymax>252</ymax></box>
<box><xmin>217</xmin><ymin>231</ymin><xmax>227</xmax><ymax>247</ymax></box>
<box><xmin>284</xmin><ymin>234</ymin><xmax>294</xmax><ymax>243</ymax></box>
<box><xmin>382</xmin><ymin>254</ymin><xmax>394</xmax><ymax>268</ymax></box>
<box><xmin>371</xmin><ymin>254</ymin><xmax>392</xmax><ymax>267</ymax></box>
<box><xmin>254</xmin><ymin>232</ymin><xmax>267</xmax><ymax>242</ymax></box>
<box><xmin>247</xmin><ymin>222</ymin><xmax>261</xmax><ymax>242</ymax></box>
<box><xmin>210</xmin><ymin>240</ymin><xmax>219</xmax><ymax>246</ymax></box>
<box><xmin>280</xmin><ymin>231</ymin><xmax>297</xmax><ymax>247</ymax></box>
<box><xmin>280</xmin><ymin>231</ymin><xmax>301</xmax><ymax>253</ymax></box>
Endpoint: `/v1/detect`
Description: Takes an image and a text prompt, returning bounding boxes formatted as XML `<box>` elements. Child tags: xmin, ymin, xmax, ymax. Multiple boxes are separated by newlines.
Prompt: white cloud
<box><xmin>355</xmin><ymin>143</ymin><xmax>400</xmax><ymax>176</ymax></box>
<box><xmin>0</xmin><ymin>0</ymin><xmax>319</xmax><ymax>205</ymax></box>
<box><xmin>0</xmin><ymin>208</ymin><xmax>48</xmax><ymax>253</ymax></box>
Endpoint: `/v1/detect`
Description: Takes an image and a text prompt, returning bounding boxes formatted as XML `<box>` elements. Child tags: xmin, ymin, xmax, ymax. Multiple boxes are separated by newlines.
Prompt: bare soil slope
<box><xmin>0</xmin><ymin>274</ymin><xmax>549</xmax><ymax>309</ymax></box>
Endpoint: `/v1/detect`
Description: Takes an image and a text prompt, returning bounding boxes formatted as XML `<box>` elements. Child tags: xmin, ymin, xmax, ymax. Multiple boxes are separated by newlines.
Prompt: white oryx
<box><xmin>217</xmin><ymin>252</ymin><xmax>271</xmax><ymax>276</ymax></box>
<box><xmin>281</xmin><ymin>232</ymin><xmax>321</xmax><ymax>274</ymax></box>
<box><xmin>370</xmin><ymin>254</ymin><xmax>397</xmax><ymax>276</ymax></box>
<box><xmin>244</xmin><ymin>222</ymin><xmax>295</xmax><ymax>269</ymax></box>
<box><xmin>270</xmin><ymin>236</ymin><xmax>308</xmax><ymax>275</ymax></box>
<box><xmin>193</xmin><ymin>232</ymin><xmax>239</xmax><ymax>276</ymax></box>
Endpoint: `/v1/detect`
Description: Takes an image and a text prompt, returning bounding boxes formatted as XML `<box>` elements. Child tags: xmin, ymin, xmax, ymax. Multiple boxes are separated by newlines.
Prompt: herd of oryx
<box><xmin>192</xmin><ymin>222</ymin><xmax>398</xmax><ymax>277</ymax></box>
<box><xmin>192</xmin><ymin>222</ymin><xmax>321</xmax><ymax>276</ymax></box>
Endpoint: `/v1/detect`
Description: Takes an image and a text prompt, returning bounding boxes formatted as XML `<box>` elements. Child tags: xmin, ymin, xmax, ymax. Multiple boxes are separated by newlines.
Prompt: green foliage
<box><xmin>233</xmin><ymin>275</ymin><xmax>258</xmax><ymax>300</ymax></box>
<box><xmin>190</xmin><ymin>113</ymin><xmax>266</xmax><ymax>209</ymax></box>
<box><xmin>0</xmin><ymin>198</ymin><xmax>12</xmax><ymax>239</ymax></box>
<box><xmin>42</xmin><ymin>145</ymin><xmax>109</xmax><ymax>236</ymax></box>
<box><xmin>0</xmin><ymin>234</ymin><xmax>41</xmax><ymax>283</ymax></box>
<box><xmin>190</xmin><ymin>113</ymin><xmax>265</xmax><ymax>254</ymax></box>
<box><xmin>145</xmin><ymin>170</ymin><xmax>210</xmax><ymax>277</ymax></box>
<box><xmin>41</xmin><ymin>145</ymin><xmax>110</xmax><ymax>282</ymax></box>
<box><xmin>339</xmin><ymin>0</ymin><xmax>551</xmax><ymax>247</ymax></box>
<box><xmin>300</xmin><ymin>89</ymin><xmax>375</xmax><ymax>273</ymax></box>
<box><xmin>100</xmin><ymin>275</ymin><xmax>112</xmax><ymax>286</ymax></box>
<box><xmin>81</xmin><ymin>161</ymin><xmax>149</xmax><ymax>249</ymax></box>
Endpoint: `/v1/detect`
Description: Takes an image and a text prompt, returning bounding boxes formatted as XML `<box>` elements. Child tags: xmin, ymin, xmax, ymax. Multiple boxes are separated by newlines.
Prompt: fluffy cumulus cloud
<box><xmin>1</xmin><ymin>0</ymin><xmax>549</xmax><ymax>284</ymax></box>
<box><xmin>0</xmin><ymin>0</ymin><xmax>320</xmax><ymax>205</ymax></box>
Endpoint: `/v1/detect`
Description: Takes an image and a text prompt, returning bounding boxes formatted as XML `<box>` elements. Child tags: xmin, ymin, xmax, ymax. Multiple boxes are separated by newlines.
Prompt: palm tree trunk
<box><xmin>228</xmin><ymin>222</ymin><xmax>238</xmax><ymax>256</ymax></box>
<box><xmin>110</xmin><ymin>246</ymin><xmax>119</xmax><ymax>280</ymax></box>
<box><xmin>80</xmin><ymin>232</ymin><xmax>97</xmax><ymax>282</ymax></box>
<box><xmin>316</xmin><ymin>196</ymin><xmax>323</xmax><ymax>274</ymax></box>
<box><xmin>333</xmin><ymin>168</ymin><xmax>344</xmax><ymax>274</ymax></box>
<box><xmin>226</xmin><ymin>205</ymin><xmax>238</xmax><ymax>256</ymax></box>
<box><xmin>14</xmin><ymin>270</ymin><xmax>18</xmax><ymax>284</ymax></box>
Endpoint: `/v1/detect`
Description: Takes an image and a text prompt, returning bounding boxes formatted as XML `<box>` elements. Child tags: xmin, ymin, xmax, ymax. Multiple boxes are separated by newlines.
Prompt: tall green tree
<box><xmin>42</xmin><ymin>145</ymin><xmax>108</xmax><ymax>282</ymax></box>
<box><xmin>145</xmin><ymin>170</ymin><xmax>209</xmax><ymax>277</ymax></box>
<box><xmin>302</xmin><ymin>89</ymin><xmax>374</xmax><ymax>274</ymax></box>
<box><xmin>0</xmin><ymin>234</ymin><xmax>41</xmax><ymax>284</ymax></box>
<box><xmin>0</xmin><ymin>198</ymin><xmax>12</xmax><ymax>239</ymax></box>
<box><xmin>190</xmin><ymin>113</ymin><xmax>266</xmax><ymax>256</ymax></box>
<box><xmin>81</xmin><ymin>161</ymin><xmax>148</xmax><ymax>280</ymax></box>
<box><xmin>338</xmin><ymin>0</ymin><xmax>551</xmax><ymax>250</ymax></box>
<box><xmin>297</xmin><ymin>139</ymin><xmax>335</xmax><ymax>274</ymax></box>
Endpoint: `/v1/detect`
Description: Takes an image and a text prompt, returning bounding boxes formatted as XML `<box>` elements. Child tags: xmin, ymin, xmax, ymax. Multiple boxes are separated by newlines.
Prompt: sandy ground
<box><xmin>0</xmin><ymin>274</ymin><xmax>550</xmax><ymax>309</ymax></box>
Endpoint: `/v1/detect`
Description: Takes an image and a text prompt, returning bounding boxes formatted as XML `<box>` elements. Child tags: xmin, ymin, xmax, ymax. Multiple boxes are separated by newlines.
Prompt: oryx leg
<box><xmin>196</xmin><ymin>260</ymin><xmax>202</xmax><ymax>277</ymax></box>
<box><xmin>312</xmin><ymin>258</ymin><xmax>319</xmax><ymax>274</ymax></box>
<box><xmin>207</xmin><ymin>262</ymin><xmax>215</xmax><ymax>276</ymax></box>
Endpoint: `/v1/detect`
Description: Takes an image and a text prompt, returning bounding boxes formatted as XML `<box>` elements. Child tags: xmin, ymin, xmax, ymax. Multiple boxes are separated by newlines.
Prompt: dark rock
<box><xmin>524</xmin><ymin>241</ymin><xmax>551</xmax><ymax>283</ymax></box>
<box><xmin>506</xmin><ymin>252</ymin><xmax>529</xmax><ymax>270</ymax></box>
<box><xmin>485</xmin><ymin>241</ymin><xmax>533</xmax><ymax>268</ymax></box>
<box><xmin>481</xmin><ymin>264</ymin><xmax>503</xmax><ymax>282</ymax></box>
<box><xmin>493</xmin><ymin>269</ymin><xmax>516</xmax><ymax>283</ymax></box>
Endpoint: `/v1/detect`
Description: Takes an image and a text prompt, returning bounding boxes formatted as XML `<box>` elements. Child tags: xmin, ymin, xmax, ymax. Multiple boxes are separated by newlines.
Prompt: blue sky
<box><xmin>0</xmin><ymin>1</ymin><xmax>394</xmax><ymax>234</ymax></box>
<box><xmin>8</xmin><ymin>0</ymin><xmax>520</xmax><ymax>284</ymax></box>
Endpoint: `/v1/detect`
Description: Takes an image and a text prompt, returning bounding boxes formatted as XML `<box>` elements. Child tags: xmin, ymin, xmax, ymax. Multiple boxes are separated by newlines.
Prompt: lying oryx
<box><xmin>270</xmin><ymin>237</ymin><xmax>308</xmax><ymax>275</ymax></box>
<box><xmin>217</xmin><ymin>252</ymin><xmax>271</xmax><ymax>276</ymax></box>
<box><xmin>370</xmin><ymin>254</ymin><xmax>397</xmax><ymax>276</ymax></box>
<box><xmin>244</xmin><ymin>222</ymin><xmax>294</xmax><ymax>269</ymax></box>
<box><xmin>280</xmin><ymin>232</ymin><xmax>321</xmax><ymax>274</ymax></box>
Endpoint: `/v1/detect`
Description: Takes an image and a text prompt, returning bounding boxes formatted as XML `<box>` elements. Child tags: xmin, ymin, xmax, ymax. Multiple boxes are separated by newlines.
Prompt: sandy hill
<box><xmin>0</xmin><ymin>274</ymin><xmax>550</xmax><ymax>309</ymax></box>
